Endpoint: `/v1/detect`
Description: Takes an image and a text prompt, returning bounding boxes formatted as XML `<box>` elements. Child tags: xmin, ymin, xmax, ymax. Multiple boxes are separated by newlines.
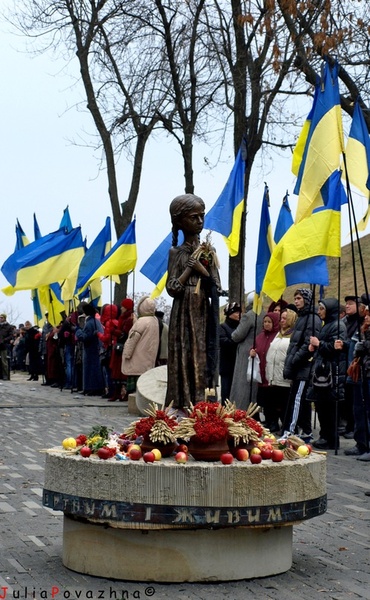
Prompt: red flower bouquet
<box><xmin>124</xmin><ymin>403</ymin><xmax>178</xmax><ymax>445</ymax></box>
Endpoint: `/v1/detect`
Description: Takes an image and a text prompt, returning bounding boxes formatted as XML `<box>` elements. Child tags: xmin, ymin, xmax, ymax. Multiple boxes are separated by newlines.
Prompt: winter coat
<box><xmin>219</xmin><ymin>317</ymin><xmax>239</xmax><ymax>377</ymax></box>
<box><xmin>121</xmin><ymin>297</ymin><xmax>159</xmax><ymax>377</ymax></box>
<box><xmin>75</xmin><ymin>315</ymin><xmax>105</xmax><ymax>393</ymax></box>
<box><xmin>307</xmin><ymin>298</ymin><xmax>347</xmax><ymax>401</ymax></box>
<box><xmin>253</xmin><ymin>312</ymin><xmax>280</xmax><ymax>386</ymax></box>
<box><xmin>229</xmin><ymin>304</ymin><xmax>264</xmax><ymax>409</ymax></box>
<box><xmin>0</xmin><ymin>321</ymin><xmax>13</xmax><ymax>350</ymax></box>
<box><xmin>283</xmin><ymin>302</ymin><xmax>322</xmax><ymax>381</ymax></box>
<box><xmin>266</xmin><ymin>332</ymin><xmax>293</xmax><ymax>388</ymax></box>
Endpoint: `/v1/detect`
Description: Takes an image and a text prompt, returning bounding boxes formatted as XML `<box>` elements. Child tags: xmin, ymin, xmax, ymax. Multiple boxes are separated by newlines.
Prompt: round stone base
<box><xmin>63</xmin><ymin>516</ymin><xmax>293</xmax><ymax>582</ymax></box>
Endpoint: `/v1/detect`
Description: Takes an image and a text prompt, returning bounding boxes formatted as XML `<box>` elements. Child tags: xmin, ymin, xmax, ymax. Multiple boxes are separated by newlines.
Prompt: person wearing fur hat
<box><xmin>282</xmin><ymin>288</ymin><xmax>322</xmax><ymax>441</ymax></box>
<box><xmin>121</xmin><ymin>296</ymin><xmax>159</xmax><ymax>394</ymax></box>
<box><xmin>229</xmin><ymin>292</ymin><xmax>264</xmax><ymax>410</ymax></box>
<box><xmin>219</xmin><ymin>302</ymin><xmax>241</xmax><ymax>404</ymax></box>
<box><xmin>107</xmin><ymin>298</ymin><xmax>134</xmax><ymax>401</ymax></box>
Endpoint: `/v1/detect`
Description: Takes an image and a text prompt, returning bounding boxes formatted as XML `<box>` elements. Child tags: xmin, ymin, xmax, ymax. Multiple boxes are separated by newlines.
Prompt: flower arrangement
<box><xmin>175</xmin><ymin>401</ymin><xmax>249</xmax><ymax>445</ymax></box>
<box><xmin>123</xmin><ymin>402</ymin><xmax>178</xmax><ymax>445</ymax></box>
<box><xmin>226</xmin><ymin>401</ymin><xmax>268</xmax><ymax>445</ymax></box>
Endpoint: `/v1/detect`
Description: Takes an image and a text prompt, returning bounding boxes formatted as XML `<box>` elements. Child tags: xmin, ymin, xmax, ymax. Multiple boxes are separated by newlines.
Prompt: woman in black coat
<box><xmin>308</xmin><ymin>298</ymin><xmax>347</xmax><ymax>450</ymax></box>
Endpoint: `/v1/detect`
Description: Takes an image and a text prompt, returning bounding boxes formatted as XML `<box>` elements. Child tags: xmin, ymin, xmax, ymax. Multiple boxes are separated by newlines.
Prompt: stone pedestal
<box><xmin>63</xmin><ymin>516</ymin><xmax>293</xmax><ymax>582</ymax></box>
<box><xmin>43</xmin><ymin>450</ymin><xmax>326</xmax><ymax>582</ymax></box>
<box><xmin>135</xmin><ymin>365</ymin><xmax>167</xmax><ymax>414</ymax></box>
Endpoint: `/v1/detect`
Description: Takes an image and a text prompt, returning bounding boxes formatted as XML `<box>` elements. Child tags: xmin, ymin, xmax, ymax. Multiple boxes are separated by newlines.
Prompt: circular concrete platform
<box><xmin>43</xmin><ymin>451</ymin><xmax>326</xmax><ymax>582</ymax></box>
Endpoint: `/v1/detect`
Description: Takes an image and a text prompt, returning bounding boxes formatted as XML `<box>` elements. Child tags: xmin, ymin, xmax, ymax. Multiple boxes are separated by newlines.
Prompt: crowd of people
<box><xmin>0</xmin><ymin>299</ymin><xmax>168</xmax><ymax>402</ymax></box>
<box><xmin>2</xmin><ymin>279</ymin><xmax>370</xmax><ymax>460</ymax></box>
<box><xmin>219</xmin><ymin>288</ymin><xmax>370</xmax><ymax>457</ymax></box>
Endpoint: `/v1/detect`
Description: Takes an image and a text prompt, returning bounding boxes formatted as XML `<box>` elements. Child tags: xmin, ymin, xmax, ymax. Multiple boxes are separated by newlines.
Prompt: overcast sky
<box><xmin>0</xmin><ymin>5</ymin><xmax>367</xmax><ymax>326</ymax></box>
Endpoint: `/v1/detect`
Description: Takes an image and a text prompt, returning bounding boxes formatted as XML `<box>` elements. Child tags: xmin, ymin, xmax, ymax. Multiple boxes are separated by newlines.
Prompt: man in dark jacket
<box><xmin>308</xmin><ymin>298</ymin><xmax>347</xmax><ymax>449</ymax></box>
<box><xmin>0</xmin><ymin>313</ymin><xmax>14</xmax><ymax>380</ymax></box>
<box><xmin>340</xmin><ymin>295</ymin><xmax>365</xmax><ymax>438</ymax></box>
<box><xmin>282</xmin><ymin>288</ymin><xmax>322</xmax><ymax>441</ymax></box>
<box><xmin>219</xmin><ymin>302</ymin><xmax>240</xmax><ymax>404</ymax></box>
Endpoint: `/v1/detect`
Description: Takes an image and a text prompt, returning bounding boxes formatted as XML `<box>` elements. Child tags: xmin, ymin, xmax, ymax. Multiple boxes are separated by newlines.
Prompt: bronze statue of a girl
<box><xmin>165</xmin><ymin>194</ymin><xmax>221</xmax><ymax>410</ymax></box>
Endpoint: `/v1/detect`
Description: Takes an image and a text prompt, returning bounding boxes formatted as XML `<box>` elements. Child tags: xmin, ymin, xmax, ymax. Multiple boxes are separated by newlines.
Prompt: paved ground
<box><xmin>0</xmin><ymin>372</ymin><xmax>370</xmax><ymax>600</ymax></box>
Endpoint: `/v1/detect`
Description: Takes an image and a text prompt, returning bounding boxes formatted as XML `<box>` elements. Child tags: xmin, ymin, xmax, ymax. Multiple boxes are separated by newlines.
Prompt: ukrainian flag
<box><xmin>274</xmin><ymin>193</ymin><xmax>293</xmax><ymax>244</ymax></box>
<box><xmin>262</xmin><ymin>170</ymin><xmax>346</xmax><ymax>301</ymax></box>
<box><xmin>294</xmin><ymin>60</ymin><xmax>344</xmax><ymax>223</ymax></box>
<box><xmin>272</xmin><ymin>194</ymin><xmax>330</xmax><ymax>288</ymax></box>
<box><xmin>64</xmin><ymin>217</ymin><xmax>112</xmax><ymax>301</ymax></box>
<box><xmin>1</xmin><ymin>227</ymin><xmax>84</xmax><ymax>293</ymax></box>
<box><xmin>204</xmin><ymin>147</ymin><xmax>245</xmax><ymax>256</ymax></box>
<box><xmin>15</xmin><ymin>220</ymin><xmax>30</xmax><ymax>251</ymax></box>
<box><xmin>77</xmin><ymin>219</ymin><xmax>137</xmax><ymax>293</ymax></box>
<box><xmin>253</xmin><ymin>184</ymin><xmax>274</xmax><ymax>313</ymax></box>
<box><xmin>32</xmin><ymin>213</ymin><xmax>66</xmax><ymax>325</ymax></box>
<box><xmin>140</xmin><ymin>232</ymin><xmax>184</xmax><ymax>298</ymax></box>
<box><xmin>344</xmin><ymin>100</ymin><xmax>370</xmax><ymax>231</ymax></box>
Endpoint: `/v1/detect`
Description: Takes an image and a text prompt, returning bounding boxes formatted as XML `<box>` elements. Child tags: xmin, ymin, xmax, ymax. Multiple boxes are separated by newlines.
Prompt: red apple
<box><xmin>143</xmin><ymin>451</ymin><xmax>156</xmax><ymax>463</ymax></box>
<box><xmin>306</xmin><ymin>444</ymin><xmax>312</xmax><ymax>454</ymax></box>
<box><xmin>235</xmin><ymin>448</ymin><xmax>249</xmax><ymax>461</ymax></box>
<box><xmin>175</xmin><ymin>451</ymin><xmax>188</xmax><ymax>463</ymax></box>
<box><xmin>271</xmin><ymin>449</ymin><xmax>284</xmax><ymax>462</ymax></box>
<box><xmin>129</xmin><ymin>447</ymin><xmax>142</xmax><ymax>461</ymax></box>
<box><xmin>177</xmin><ymin>444</ymin><xmax>189</xmax><ymax>454</ymax></box>
<box><xmin>80</xmin><ymin>446</ymin><xmax>92</xmax><ymax>458</ymax></box>
<box><xmin>220</xmin><ymin>452</ymin><xmax>234</xmax><ymax>465</ymax></box>
<box><xmin>250</xmin><ymin>453</ymin><xmax>262</xmax><ymax>464</ymax></box>
<box><xmin>260</xmin><ymin>445</ymin><xmax>273</xmax><ymax>460</ymax></box>
<box><xmin>97</xmin><ymin>447</ymin><xmax>111</xmax><ymax>460</ymax></box>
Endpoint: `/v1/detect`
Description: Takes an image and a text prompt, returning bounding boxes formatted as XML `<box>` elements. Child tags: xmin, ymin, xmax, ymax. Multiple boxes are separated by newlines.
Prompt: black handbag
<box><xmin>312</xmin><ymin>361</ymin><xmax>333</xmax><ymax>388</ymax></box>
<box><xmin>114</xmin><ymin>342</ymin><xmax>124</xmax><ymax>354</ymax></box>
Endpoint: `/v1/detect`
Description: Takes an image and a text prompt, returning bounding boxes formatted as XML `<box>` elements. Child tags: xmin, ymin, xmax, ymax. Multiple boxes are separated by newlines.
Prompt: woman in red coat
<box><xmin>108</xmin><ymin>298</ymin><xmax>134</xmax><ymax>401</ymax></box>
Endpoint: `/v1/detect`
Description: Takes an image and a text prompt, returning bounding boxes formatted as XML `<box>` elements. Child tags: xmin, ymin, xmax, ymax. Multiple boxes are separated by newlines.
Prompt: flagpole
<box><xmin>342</xmin><ymin>151</ymin><xmax>370</xmax><ymax>454</ymax></box>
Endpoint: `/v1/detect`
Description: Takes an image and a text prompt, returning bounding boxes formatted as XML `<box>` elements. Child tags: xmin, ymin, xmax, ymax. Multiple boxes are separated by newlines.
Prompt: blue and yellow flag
<box><xmin>272</xmin><ymin>193</ymin><xmax>329</xmax><ymax>287</ymax></box>
<box><xmin>63</xmin><ymin>217</ymin><xmax>112</xmax><ymax>301</ymax></box>
<box><xmin>274</xmin><ymin>193</ymin><xmax>293</xmax><ymax>244</ymax></box>
<box><xmin>204</xmin><ymin>147</ymin><xmax>245</xmax><ymax>256</ymax></box>
<box><xmin>293</xmin><ymin>60</ymin><xmax>344</xmax><ymax>223</ymax></box>
<box><xmin>59</xmin><ymin>206</ymin><xmax>73</xmax><ymax>232</ymax></box>
<box><xmin>262</xmin><ymin>170</ymin><xmax>346</xmax><ymax>301</ymax></box>
<box><xmin>15</xmin><ymin>220</ymin><xmax>30</xmax><ymax>251</ymax></box>
<box><xmin>71</xmin><ymin>217</ymin><xmax>113</xmax><ymax>302</ymax></box>
<box><xmin>32</xmin><ymin>213</ymin><xmax>66</xmax><ymax>325</ymax></box>
<box><xmin>1</xmin><ymin>227</ymin><xmax>84</xmax><ymax>293</ymax></box>
<box><xmin>140</xmin><ymin>232</ymin><xmax>184</xmax><ymax>298</ymax></box>
<box><xmin>344</xmin><ymin>100</ymin><xmax>370</xmax><ymax>231</ymax></box>
<box><xmin>77</xmin><ymin>220</ymin><xmax>137</xmax><ymax>293</ymax></box>
<box><xmin>253</xmin><ymin>184</ymin><xmax>274</xmax><ymax>313</ymax></box>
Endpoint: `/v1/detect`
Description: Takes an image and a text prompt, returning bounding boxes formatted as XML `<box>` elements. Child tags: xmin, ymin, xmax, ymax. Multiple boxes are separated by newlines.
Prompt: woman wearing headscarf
<box><xmin>121</xmin><ymin>296</ymin><xmax>159</xmax><ymax>395</ymax></box>
<box><xmin>229</xmin><ymin>292</ymin><xmax>264</xmax><ymax>410</ymax></box>
<box><xmin>307</xmin><ymin>298</ymin><xmax>347</xmax><ymax>450</ymax></box>
<box><xmin>265</xmin><ymin>307</ymin><xmax>298</xmax><ymax>432</ymax></box>
<box><xmin>249</xmin><ymin>312</ymin><xmax>280</xmax><ymax>423</ymax></box>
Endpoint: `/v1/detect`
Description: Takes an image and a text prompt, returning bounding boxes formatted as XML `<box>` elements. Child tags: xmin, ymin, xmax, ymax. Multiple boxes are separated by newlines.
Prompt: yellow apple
<box><xmin>250</xmin><ymin>447</ymin><xmax>261</xmax><ymax>455</ymax></box>
<box><xmin>297</xmin><ymin>445</ymin><xmax>310</xmax><ymax>457</ymax></box>
<box><xmin>151</xmin><ymin>448</ymin><xmax>162</xmax><ymax>461</ymax></box>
